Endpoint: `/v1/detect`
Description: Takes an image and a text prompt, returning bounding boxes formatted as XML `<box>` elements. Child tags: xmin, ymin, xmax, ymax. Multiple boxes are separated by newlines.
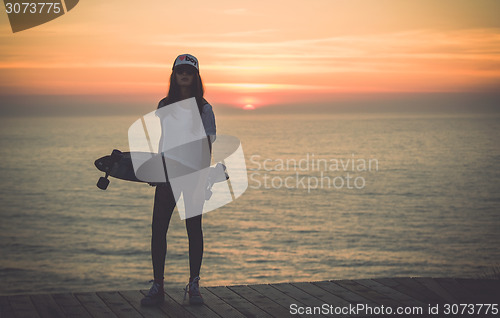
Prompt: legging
<box><xmin>151</xmin><ymin>182</ymin><xmax>203</xmax><ymax>281</ymax></box>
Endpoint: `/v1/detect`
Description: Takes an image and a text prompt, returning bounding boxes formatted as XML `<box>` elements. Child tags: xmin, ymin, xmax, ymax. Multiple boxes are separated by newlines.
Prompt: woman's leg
<box><xmin>185</xmin><ymin>214</ymin><xmax>203</xmax><ymax>278</ymax></box>
<box><xmin>142</xmin><ymin>183</ymin><xmax>177</xmax><ymax>306</ymax></box>
<box><xmin>181</xmin><ymin>168</ymin><xmax>207</xmax><ymax>278</ymax></box>
<box><xmin>151</xmin><ymin>183</ymin><xmax>176</xmax><ymax>282</ymax></box>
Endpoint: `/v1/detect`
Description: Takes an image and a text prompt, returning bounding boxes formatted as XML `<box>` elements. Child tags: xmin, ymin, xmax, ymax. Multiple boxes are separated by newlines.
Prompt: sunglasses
<box><xmin>175</xmin><ymin>65</ymin><xmax>196</xmax><ymax>75</ymax></box>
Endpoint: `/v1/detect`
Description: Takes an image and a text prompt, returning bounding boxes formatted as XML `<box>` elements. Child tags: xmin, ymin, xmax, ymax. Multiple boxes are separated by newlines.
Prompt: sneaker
<box><xmin>184</xmin><ymin>276</ymin><xmax>204</xmax><ymax>305</ymax></box>
<box><xmin>141</xmin><ymin>281</ymin><xmax>165</xmax><ymax>306</ymax></box>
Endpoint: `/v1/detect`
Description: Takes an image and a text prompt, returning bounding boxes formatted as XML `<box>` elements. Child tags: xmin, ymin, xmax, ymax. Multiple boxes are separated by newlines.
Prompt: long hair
<box><xmin>158</xmin><ymin>68</ymin><xmax>205</xmax><ymax>114</ymax></box>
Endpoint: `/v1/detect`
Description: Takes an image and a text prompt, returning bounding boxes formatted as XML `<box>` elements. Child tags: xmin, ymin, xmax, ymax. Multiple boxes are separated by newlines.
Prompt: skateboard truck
<box><xmin>205</xmin><ymin>163</ymin><xmax>229</xmax><ymax>200</ymax></box>
<box><xmin>96</xmin><ymin>149</ymin><xmax>123</xmax><ymax>190</ymax></box>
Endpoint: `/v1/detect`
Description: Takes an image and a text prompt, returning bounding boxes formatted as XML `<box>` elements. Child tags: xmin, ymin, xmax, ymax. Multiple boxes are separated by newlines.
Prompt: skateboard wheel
<box><xmin>97</xmin><ymin>177</ymin><xmax>110</xmax><ymax>190</ymax></box>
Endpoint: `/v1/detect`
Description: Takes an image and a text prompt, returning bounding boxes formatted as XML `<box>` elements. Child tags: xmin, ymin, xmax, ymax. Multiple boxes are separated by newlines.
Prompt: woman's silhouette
<box><xmin>141</xmin><ymin>54</ymin><xmax>216</xmax><ymax>306</ymax></box>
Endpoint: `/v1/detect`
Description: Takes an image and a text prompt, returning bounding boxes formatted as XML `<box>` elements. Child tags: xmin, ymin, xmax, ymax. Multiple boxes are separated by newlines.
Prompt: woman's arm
<box><xmin>201</xmin><ymin>103</ymin><xmax>216</xmax><ymax>142</ymax></box>
<box><xmin>202</xmin><ymin>103</ymin><xmax>216</xmax><ymax>168</ymax></box>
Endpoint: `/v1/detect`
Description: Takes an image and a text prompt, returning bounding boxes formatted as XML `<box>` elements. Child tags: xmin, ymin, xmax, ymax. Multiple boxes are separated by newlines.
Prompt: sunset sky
<box><xmin>1</xmin><ymin>0</ymin><xmax>499</xmax><ymax>113</ymax></box>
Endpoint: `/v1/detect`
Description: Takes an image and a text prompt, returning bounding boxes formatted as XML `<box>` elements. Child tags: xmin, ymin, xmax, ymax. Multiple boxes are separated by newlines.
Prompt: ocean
<box><xmin>0</xmin><ymin>112</ymin><xmax>499</xmax><ymax>295</ymax></box>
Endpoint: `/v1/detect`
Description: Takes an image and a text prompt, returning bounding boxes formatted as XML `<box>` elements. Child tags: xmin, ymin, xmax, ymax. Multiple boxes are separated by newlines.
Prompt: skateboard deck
<box><xmin>95</xmin><ymin>150</ymin><xmax>143</xmax><ymax>184</ymax></box>
<box><xmin>95</xmin><ymin>149</ymin><xmax>228</xmax><ymax>193</ymax></box>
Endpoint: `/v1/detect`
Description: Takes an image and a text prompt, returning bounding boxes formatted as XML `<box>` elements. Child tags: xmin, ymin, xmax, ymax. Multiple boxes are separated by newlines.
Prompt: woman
<box><xmin>141</xmin><ymin>54</ymin><xmax>216</xmax><ymax>306</ymax></box>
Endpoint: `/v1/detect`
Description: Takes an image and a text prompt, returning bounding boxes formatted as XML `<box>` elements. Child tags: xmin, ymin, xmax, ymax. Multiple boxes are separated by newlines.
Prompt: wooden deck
<box><xmin>1</xmin><ymin>278</ymin><xmax>499</xmax><ymax>317</ymax></box>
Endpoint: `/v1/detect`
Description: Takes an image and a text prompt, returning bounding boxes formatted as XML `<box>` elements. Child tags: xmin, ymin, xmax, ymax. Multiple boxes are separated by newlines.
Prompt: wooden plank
<box><xmin>200</xmin><ymin>287</ymin><xmax>246</xmax><ymax>318</ymax></box>
<box><xmin>395</xmin><ymin>278</ymin><xmax>446</xmax><ymax>304</ymax></box>
<box><xmin>7</xmin><ymin>295</ymin><xmax>41</xmax><ymax>318</ymax></box>
<box><xmin>74</xmin><ymin>292</ymin><xmax>118</xmax><ymax>318</ymax></box>
<box><xmin>455</xmin><ymin>278</ymin><xmax>500</xmax><ymax>303</ymax></box>
<box><xmin>228</xmin><ymin>285</ymin><xmax>291</xmax><ymax>318</ymax></box>
<box><xmin>119</xmin><ymin>290</ymin><xmax>169</xmax><ymax>318</ymax></box>
<box><xmin>166</xmin><ymin>287</ymin><xmax>221</xmax><ymax>318</ymax></box>
<box><xmin>292</xmin><ymin>282</ymin><xmax>352</xmax><ymax>306</ymax></box>
<box><xmin>335</xmin><ymin>280</ymin><xmax>402</xmax><ymax>308</ymax></box>
<box><xmin>206</xmin><ymin>286</ymin><xmax>272</xmax><ymax>318</ymax></box>
<box><xmin>30</xmin><ymin>294</ymin><xmax>66</xmax><ymax>318</ymax></box>
<box><xmin>0</xmin><ymin>295</ymin><xmax>15</xmax><ymax>318</ymax></box>
<box><xmin>355</xmin><ymin>279</ymin><xmax>426</xmax><ymax>307</ymax></box>
<box><xmin>414</xmin><ymin>278</ymin><xmax>458</xmax><ymax>303</ymax></box>
<box><xmin>248</xmin><ymin>283</ymin><xmax>312</xmax><ymax>318</ymax></box>
<box><xmin>375</xmin><ymin>278</ymin><xmax>440</xmax><ymax>304</ymax></box>
<box><xmin>4</xmin><ymin>278</ymin><xmax>500</xmax><ymax>318</ymax></box>
<box><xmin>140</xmin><ymin>289</ymin><xmax>195</xmax><ymax>318</ymax></box>
<box><xmin>291</xmin><ymin>282</ymin><xmax>351</xmax><ymax>318</ymax></box>
<box><xmin>51</xmin><ymin>293</ymin><xmax>92</xmax><ymax>318</ymax></box>
<box><xmin>313</xmin><ymin>281</ymin><xmax>374</xmax><ymax>305</ymax></box>
<box><xmin>433</xmin><ymin>278</ymin><xmax>475</xmax><ymax>303</ymax></box>
<box><xmin>96</xmin><ymin>291</ymin><xmax>142</xmax><ymax>318</ymax></box>
<box><xmin>269</xmin><ymin>283</ymin><xmax>329</xmax><ymax>317</ymax></box>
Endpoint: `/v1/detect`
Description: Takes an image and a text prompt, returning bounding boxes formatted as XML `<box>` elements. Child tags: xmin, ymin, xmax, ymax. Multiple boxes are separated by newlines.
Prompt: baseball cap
<box><xmin>172</xmin><ymin>54</ymin><xmax>199</xmax><ymax>71</ymax></box>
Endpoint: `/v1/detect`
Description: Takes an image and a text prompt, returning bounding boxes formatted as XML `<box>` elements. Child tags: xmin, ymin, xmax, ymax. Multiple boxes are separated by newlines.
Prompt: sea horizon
<box><xmin>1</xmin><ymin>110</ymin><xmax>499</xmax><ymax>295</ymax></box>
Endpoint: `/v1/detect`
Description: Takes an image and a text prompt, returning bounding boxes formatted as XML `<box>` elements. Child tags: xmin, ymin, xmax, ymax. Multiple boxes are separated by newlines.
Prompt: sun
<box><xmin>243</xmin><ymin>104</ymin><xmax>255</xmax><ymax>110</ymax></box>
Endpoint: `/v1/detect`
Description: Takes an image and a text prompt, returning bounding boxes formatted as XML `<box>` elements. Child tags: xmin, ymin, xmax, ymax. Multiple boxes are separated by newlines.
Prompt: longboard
<box><xmin>95</xmin><ymin>149</ymin><xmax>229</xmax><ymax>198</ymax></box>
